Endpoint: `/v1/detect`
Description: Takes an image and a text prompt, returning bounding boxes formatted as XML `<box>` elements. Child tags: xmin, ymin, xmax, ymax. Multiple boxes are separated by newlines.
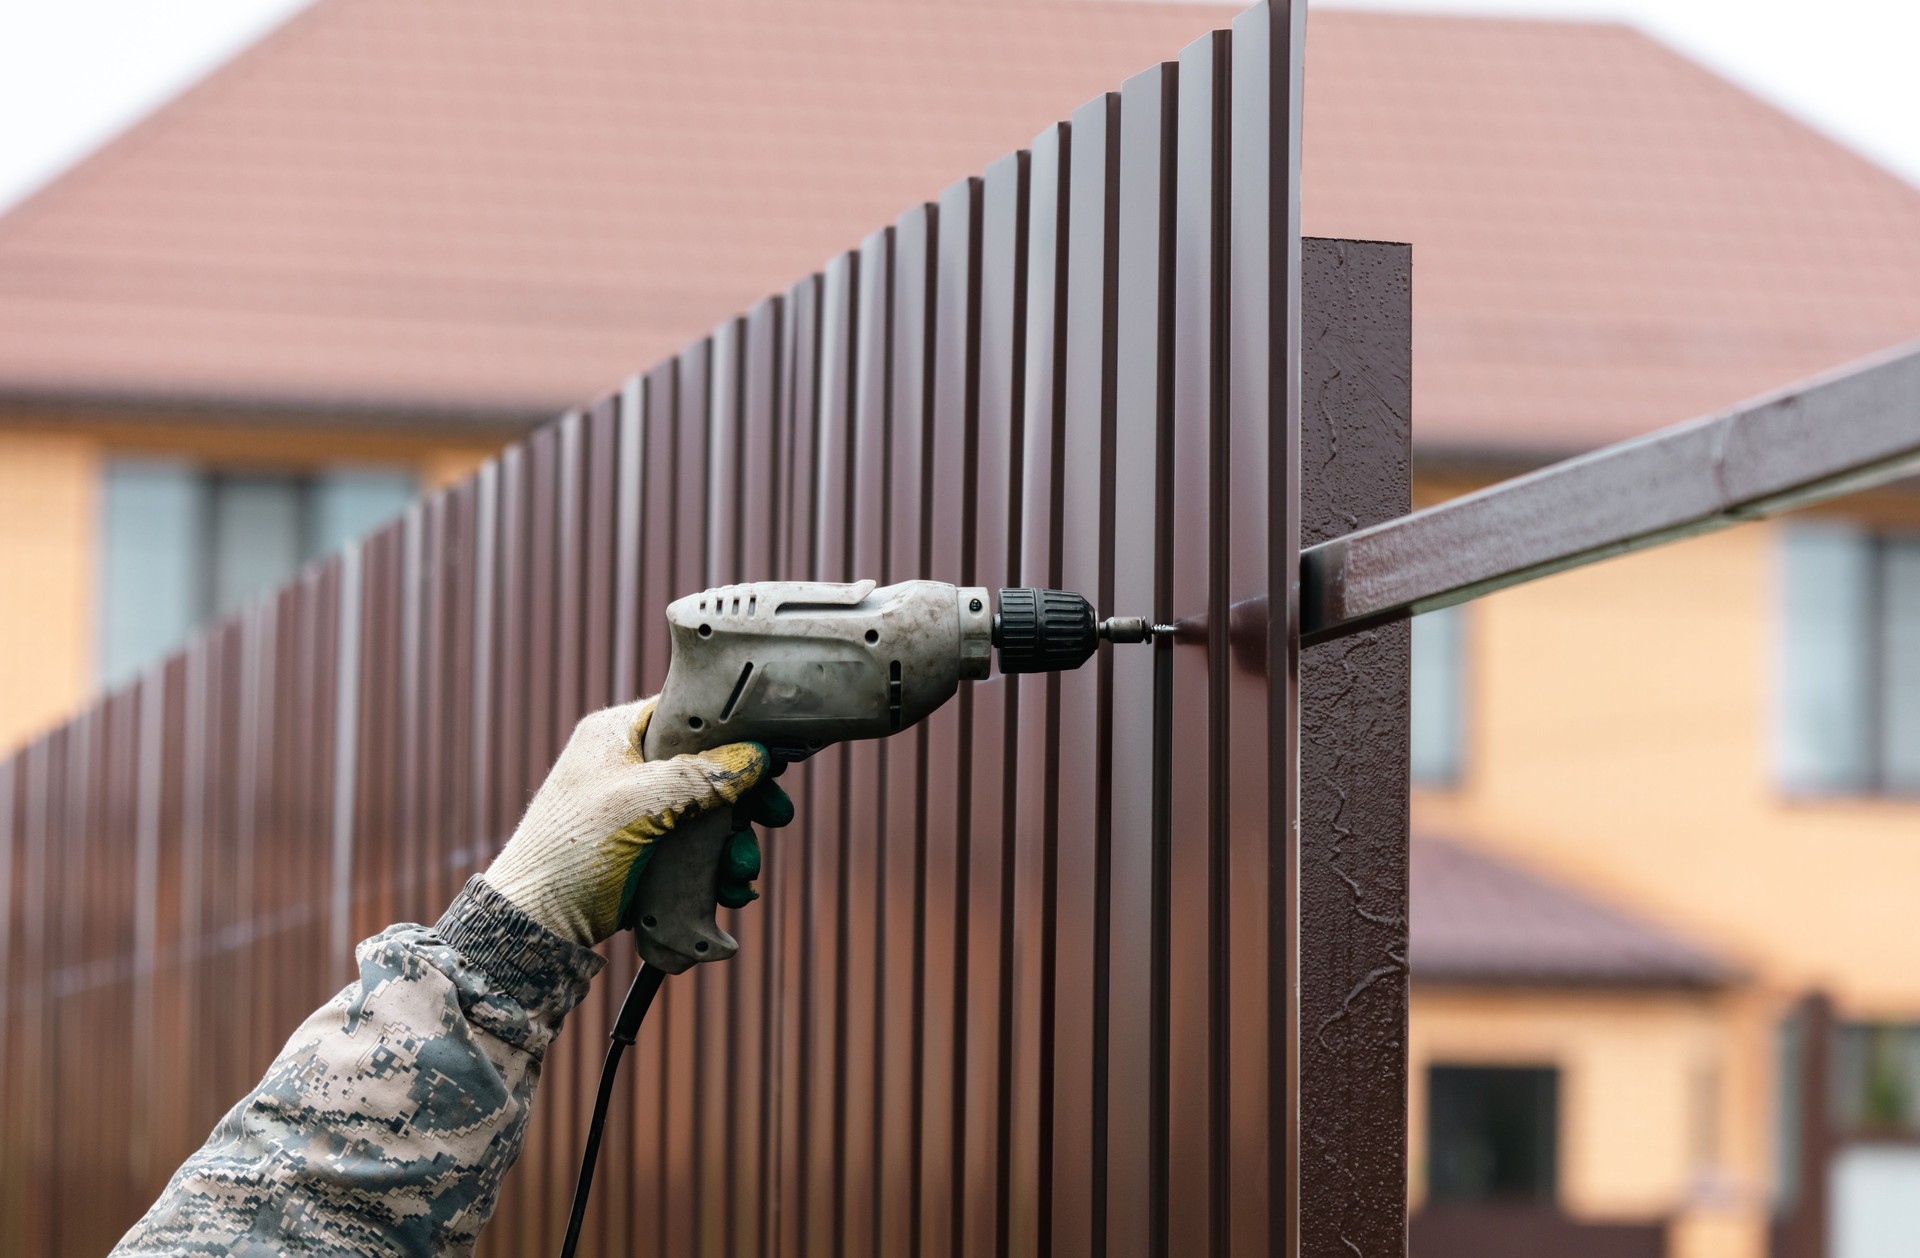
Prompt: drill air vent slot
<box><xmin>888</xmin><ymin>660</ymin><xmax>903</xmax><ymax>730</ymax></box>
<box><xmin>774</xmin><ymin>602</ymin><xmax>868</xmax><ymax>617</ymax></box>
<box><xmin>720</xmin><ymin>663</ymin><xmax>755</xmax><ymax>723</ymax></box>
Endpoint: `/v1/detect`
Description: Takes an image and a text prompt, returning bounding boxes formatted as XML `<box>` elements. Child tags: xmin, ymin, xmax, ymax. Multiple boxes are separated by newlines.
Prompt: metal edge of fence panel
<box><xmin>400</xmin><ymin>501</ymin><xmax>425</xmax><ymax>918</ymax></box>
<box><xmin>631</xmin><ymin>360</ymin><xmax>675</xmax><ymax>1258</ymax></box>
<box><xmin>841</xmin><ymin>224</ymin><xmax>893</xmax><ymax>1258</ymax></box>
<box><xmin>640</xmin><ymin>354</ymin><xmax>683</xmax><ymax>1256</ymax></box>
<box><xmin>131</xmin><ymin>662</ymin><xmax>165</xmax><ymax>1186</ymax></box>
<box><xmin>155</xmin><ymin>651</ymin><xmax>191</xmax><ymax>1192</ymax></box>
<box><xmin>970</xmin><ymin>145</ymin><xmax>1028</xmax><ymax>1258</ymax></box>
<box><xmin>583</xmin><ymin>394</ymin><xmax>618</xmax><ymax>714</ymax></box>
<box><xmin>698</xmin><ymin>316</ymin><xmax>747</xmax><ymax>1255</ymax></box>
<box><xmin>770</xmin><ymin>272</ymin><xmax>820</xmax><ymax>1258</ymax></box>
<box><xmin>614</xmin><ymin>375</ymin><xmax>644</xmax><ymax>707</ymax></box>
<box><xmin>880</xmin><ymin>198</ymin><xmax>936</xmax><ymax>1258</ymax></box>
<box><xmin>663</xmin><ymin>339</ymin><xmax>710</xmax><ymax>1258</ymax></box>
<box><xmin>1107</xmin><ymin>59</ymin><xmax>1176</xmax><ymax>1258</ymax></box>
<box><xmin>809</xmin><ymin>251</ymin><xmax>859</xmax><ymax>1258</ymax></box>
<box><xmin>418</xmin><ymin>492</ymin><xmax>448</xmax><ymax>913</ymax></box>
<box><xmin>240</xmin><ymin>595</ymin><xmax>271</xmax><ymax>1081</ymax></box>
<box><xmin>733</xmin><ymin>294</ymin><xmax>783</xmax><ymax>1258</ymax></box>
<box><xmin>1010</xmin><ymin>116</ymin><xmax>1070</xmax><ymax>1258</ymax></box>
<box><xmin>1301</xmin><ymin>341</ymin><xmax>1920</xmax><ymax>642</ymax></box>
<box><xmin>1164</xmin><ymin>27</ymin><xmax>1229</xmax><ymax>1254</ymax></box>
<box><xmin>178</xmin><ymin>636</ymin><xmax>206</xmax><ymax>1132</ymax></box>
<box><xmin>517</xmin><ymin>421</ymin><xmax>563</xmax><ymax>1248</ymax></box>
<box><xmin>440</xmin><ymin>480</ymin><xmax>475</xmax><ymax>906</ymax></box>
<box><xmin>329</xmin><ymin>541</ymin><xmax>362</xmax><ymax>980</ymax></box>
<box><xmin>920</xmin><ymin>170</ymin><xmax>981</xmax><ymax>1258</ymax></box>
<box><xmin>1229</xmin><ymin>4</ymin><xmax>1306</xmax><ymax>1253</ymax></box>
<box><xmin>21</xmin><ymin>735</ymin><xmax>52</xmax><ymax>1253</ymax></box>
<box><xmin>52</xmin><ymin>713</ymin><xmax>83</xmax><ymax>1246</ymax></box>
<box><xmin>489</xmin><ymin>436</ymin><xmax>531</xmax><ymax>1250</ymax></box>
<box><xmin>600</xmin><ymin>377</ymin><xmax>643</xmax><ymax>1255</ymax></box>
<box><xmin>1053</xmin><ymin>87</ymin><xmax>1120</xmax><ymax>1258</ymax></box>
<box><xmin>549</xmin><ymin>402</ymin><xmax>593</xmax><ymax>1249</ymax></box>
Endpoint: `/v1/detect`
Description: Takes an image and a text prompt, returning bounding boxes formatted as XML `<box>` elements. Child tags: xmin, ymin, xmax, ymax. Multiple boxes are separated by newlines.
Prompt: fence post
<box><xmin>1772</xmin><ymin>992</ymin><xmax>1834</xmax><ymax>1258</ymax></box>
<box><xmin>1300</xmin><ymin>236</ymin><xmax>1413</xmax><ymax>1257</ymax></box>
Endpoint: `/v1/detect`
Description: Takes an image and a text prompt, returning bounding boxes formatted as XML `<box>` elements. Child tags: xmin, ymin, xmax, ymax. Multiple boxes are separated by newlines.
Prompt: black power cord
<box><xmin>558</xmin><ymin>963</ymin><xmax>667</xmax><ymax>1258</ymax></box>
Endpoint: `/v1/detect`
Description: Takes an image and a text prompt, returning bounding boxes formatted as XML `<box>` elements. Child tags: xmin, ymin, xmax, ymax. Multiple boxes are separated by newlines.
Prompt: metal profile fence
<box><xmin>1</xmin><ymin>3</ymin><xmax>1428</xmax><ymax>1255</ymax></box>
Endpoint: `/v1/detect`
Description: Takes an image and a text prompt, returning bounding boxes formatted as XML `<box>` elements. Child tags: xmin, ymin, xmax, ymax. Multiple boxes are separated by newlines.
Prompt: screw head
<box><xmin>969</xmin><ymin>598</ymin><xmax>984</xmax><ymax>613</ymax></box>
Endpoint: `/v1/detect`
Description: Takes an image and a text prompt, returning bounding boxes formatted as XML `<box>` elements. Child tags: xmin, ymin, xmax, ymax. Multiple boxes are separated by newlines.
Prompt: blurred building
<box><xmin>1</xmin><ymin>2</ymin><xmax>1918</xmax><ymax>1255</ymax></box>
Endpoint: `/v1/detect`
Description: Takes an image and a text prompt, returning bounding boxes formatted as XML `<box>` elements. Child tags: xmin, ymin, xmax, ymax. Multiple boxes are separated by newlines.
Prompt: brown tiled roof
<box><xmin>1411</xmin><ymin>835</ymin><xmax>1737</xmax><ymax>987</ymax></box>
<box><xmin>2</xmin><ymin>2</ymin><xmax>1918</xmax><ymax>452</ymax></box>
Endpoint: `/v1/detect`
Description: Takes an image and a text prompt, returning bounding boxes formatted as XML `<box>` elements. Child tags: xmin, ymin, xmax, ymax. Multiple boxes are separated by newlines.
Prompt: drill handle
<box><xmin>626</xmin><ymin>809</ymin><xmax>740</xmax><ymax>972</ymax></box>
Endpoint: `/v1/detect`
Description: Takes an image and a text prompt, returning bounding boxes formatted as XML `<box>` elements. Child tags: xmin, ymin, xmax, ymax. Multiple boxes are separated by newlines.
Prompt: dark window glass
<box><xmin>100</xmin><ymin>461</ymin><xmax>415</xmax><ymax>684</ymax></box>
<box><xmin>1777</xmin><ymin>523</ymin><xmax>1920</xmax><ymax>796</ymax></box>
<box><xmin>99</xmin><ymin>460</ymin><xmax>207</xmax><ymax>690</ymax></box>
<box><xmin>1427</xmin><ymin>1064</ymin><xmax>1558</xmax><ymax>1204</ymax></box>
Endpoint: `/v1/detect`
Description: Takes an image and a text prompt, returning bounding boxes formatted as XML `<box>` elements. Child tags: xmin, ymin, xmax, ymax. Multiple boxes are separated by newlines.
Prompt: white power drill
<box><xmin>562</xmin><ymin>579</ymin><xmax>1159</xmax><ymax>1256</ymax></box>
<box><xmin>629</xmin><ymin>578</ymin><xmax>1159</xmax><ymax>972</ymax></box>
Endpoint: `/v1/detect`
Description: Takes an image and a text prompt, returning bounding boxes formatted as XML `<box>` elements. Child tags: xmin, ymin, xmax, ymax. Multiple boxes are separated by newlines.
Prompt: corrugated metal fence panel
<box><xmin>0</xmin><ymin>4</ymin><xmax>1424</xmax><ymax>1253</ymax></box>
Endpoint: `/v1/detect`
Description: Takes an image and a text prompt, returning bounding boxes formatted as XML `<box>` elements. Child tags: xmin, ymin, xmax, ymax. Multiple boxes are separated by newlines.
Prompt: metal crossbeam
<box><xmin>1301</xmin><ymin>341</ymin><xmax>1920</xmax><ymax>643</ymax></box>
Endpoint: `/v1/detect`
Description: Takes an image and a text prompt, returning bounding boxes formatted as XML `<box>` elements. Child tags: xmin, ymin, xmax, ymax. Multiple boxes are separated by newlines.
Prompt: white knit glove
<box><xmin>483</xmin><ymin>698</ymin><xmax>771</xmax><ymax>947</ymax></box>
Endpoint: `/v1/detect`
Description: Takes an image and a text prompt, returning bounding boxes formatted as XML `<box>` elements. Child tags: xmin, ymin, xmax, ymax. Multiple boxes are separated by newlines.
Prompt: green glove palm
<box><xmin>615</xmin><ymin>776</ymin><xmax>793</xmax><ymax>925</ymax></box>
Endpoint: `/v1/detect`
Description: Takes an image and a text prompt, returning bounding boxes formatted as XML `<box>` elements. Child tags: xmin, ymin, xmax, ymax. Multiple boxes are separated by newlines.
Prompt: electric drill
<box><xmin>628</xmin><ymin>578</ymin><xmax>1159</xmax><ymax>972</ymax></box>
<box><xmin>561</xmin><ymin>579</ymin><xmax>1163</xmax><ymax>1257</ymax></box>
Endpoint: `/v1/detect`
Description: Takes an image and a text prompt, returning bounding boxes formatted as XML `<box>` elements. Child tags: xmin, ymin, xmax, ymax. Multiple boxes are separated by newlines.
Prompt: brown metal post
<box><xmin>1772</xmin><ymin>992</ymin><xmax>1835</xmax><ymax>1258</ymax></box>
<box><xmin>1298</xmin><ymin>238</ymin><xmax>1413</xmax><ymax>1258</ymax></box>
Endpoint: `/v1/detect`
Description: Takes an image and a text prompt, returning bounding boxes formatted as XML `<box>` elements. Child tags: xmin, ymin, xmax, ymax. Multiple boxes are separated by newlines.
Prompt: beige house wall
<box><xmin>0</xmin><ymin>410</ymin><xmax>507</xmax><ymax>755</ymax></box>
<box><xmin>1413</xmin><ymin>499</ymin><xmax>1920</xmax><ymax>1015</ymax></box>
<box><xmin>1409</xmin><ymin>473</ymin><xmax>1920</xmax><ymax>1256</ymax></box>
<box><xmin>1412</xmin><ymin>986</ymin><xmax>1778</xmax><ymax>1258</ymax></box>
<box><xmin>0</xmin><ymin>429</ymin><xmax>97</xmax><ymax>754</ymax></box>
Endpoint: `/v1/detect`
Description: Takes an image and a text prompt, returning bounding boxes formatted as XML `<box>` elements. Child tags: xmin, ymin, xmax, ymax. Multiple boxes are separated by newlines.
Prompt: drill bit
<box><xmin>1097</xmin><ymin>616</ymin><xmax>1176</xmax><ymax>643</ymax></box>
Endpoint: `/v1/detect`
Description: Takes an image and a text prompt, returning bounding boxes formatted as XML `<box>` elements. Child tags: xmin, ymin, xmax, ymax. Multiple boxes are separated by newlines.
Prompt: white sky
<box><xmin>0</xmin><ymin>0</ymin><xmax>1916</xmax><ymax>214</ymax></box>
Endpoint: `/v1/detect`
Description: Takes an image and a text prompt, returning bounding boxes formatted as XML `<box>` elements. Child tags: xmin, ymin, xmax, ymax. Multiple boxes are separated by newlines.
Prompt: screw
<box><xmin>969</xmin><ymin>598</ymin><xmax>983</xmax><ymax>613</ymax></box>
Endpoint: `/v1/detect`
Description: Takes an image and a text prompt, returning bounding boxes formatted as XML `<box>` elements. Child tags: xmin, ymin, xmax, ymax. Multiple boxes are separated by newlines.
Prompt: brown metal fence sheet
<box><xmin>0</xmin><ymin>3</ymin><xmax>1416</xmax><ymax>1253</ymax></box>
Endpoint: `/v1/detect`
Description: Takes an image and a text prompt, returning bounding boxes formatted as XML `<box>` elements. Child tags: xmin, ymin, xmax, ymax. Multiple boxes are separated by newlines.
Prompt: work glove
<box><xmin>483</xmin><ymin>698</ymin><xmax>792</xmax><ymax>948</ymax></box>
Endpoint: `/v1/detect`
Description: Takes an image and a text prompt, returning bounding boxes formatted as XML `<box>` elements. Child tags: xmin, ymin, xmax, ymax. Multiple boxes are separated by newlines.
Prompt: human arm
<box><xmin>111</xmin><ymin>699</ymin><xmax>776</xmax><ymax>1257</ymax></box>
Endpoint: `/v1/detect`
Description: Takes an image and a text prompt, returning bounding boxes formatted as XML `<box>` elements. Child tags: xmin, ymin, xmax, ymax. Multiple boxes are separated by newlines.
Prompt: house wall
<box><xmin>0</xmin><ymin>410</ymin><xmax>505</xmax><ymax>755</ymax></box>
<box><xmin>1412</xmin><ymin>495</ymin><xmax>1920</xmax><ymax>1016</ymax></box>
<box><xmin>1411</xmin><ymin>985</ymin><xmax>1776</xmax><ymax>1258</ymax></box>
<box><xmin>0</xmin><ymin>430</ymin><xmax>97</xmax><ymax>756</ymax></box>
<box><xmin>1409</xmin><ymin>472</ymin><xmax>1920</xmax><ymax>1258</ymax></box>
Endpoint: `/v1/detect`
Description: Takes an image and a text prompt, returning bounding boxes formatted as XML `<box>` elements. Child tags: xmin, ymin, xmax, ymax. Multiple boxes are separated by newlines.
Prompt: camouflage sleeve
<box><xmin>111</xmin><ymin>875</ymin><xmax>606</xmax><ymax>1258</ymax></box>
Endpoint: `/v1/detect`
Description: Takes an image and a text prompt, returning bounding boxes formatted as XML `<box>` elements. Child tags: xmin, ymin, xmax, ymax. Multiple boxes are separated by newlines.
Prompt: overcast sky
<box><xmin>0</xmin><ymin>0</ymin><xmax>1916</xmax><ymax>214</ymax></box>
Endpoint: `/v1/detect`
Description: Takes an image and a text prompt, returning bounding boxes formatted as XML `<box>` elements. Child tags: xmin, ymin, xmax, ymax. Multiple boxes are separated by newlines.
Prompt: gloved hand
<box><xmin>483</xmin><ymin>697</ymin><xmax>790</xmax><ymax>948</ymax></box>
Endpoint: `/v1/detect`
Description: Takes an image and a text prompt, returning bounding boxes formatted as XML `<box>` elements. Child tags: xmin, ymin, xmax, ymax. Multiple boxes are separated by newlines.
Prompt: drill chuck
<box><xmin>991</xmin><ymin>587</ymin><xmax>1096</xmax><ymax>673</ymax></box>
<box><xmin>991</xmin><ymin>587</ymin><xmax>1165</xmax><ymax>672</ymax></box>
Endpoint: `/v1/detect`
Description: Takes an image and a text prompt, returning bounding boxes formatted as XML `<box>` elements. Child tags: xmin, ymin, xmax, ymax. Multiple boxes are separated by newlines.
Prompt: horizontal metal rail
<box><xmin>1301</xmin><ymin>340</ymin><xmax>1920</xmax><ymax>643</ymax></box>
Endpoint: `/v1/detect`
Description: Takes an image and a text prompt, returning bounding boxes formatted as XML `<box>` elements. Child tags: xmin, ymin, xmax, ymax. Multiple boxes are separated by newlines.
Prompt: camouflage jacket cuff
<box><xmin>434</xmin><ymin>875</ymin><xmax>605</xmax><ymax>1035</ymax></box>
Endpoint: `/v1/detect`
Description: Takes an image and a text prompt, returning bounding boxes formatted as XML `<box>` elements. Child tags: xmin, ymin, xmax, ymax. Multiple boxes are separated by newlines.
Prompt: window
<box><xmin>1776</xmin><ymin>522</ymin><xmax>1920</xmax><ymax>795</ymax></box>
<box><xmin>1427</xmin><ymin>1064</ymin><xmax>1558</xmax><ymax>1204</ymax></box>
<box><xmin>1411</xmin><ymin>604</ymin><xmax>1468</xmax><ymax>786</ymax></box>
<box><xmin>99</xmin><ymin>461</ymin><xmax>416</xmax><ymax>687</ymax></box>
<box><xmin>1835</xmin><ymin>1022</ymin><xmax>1920</xmax><ymax>1135</ymax></box>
